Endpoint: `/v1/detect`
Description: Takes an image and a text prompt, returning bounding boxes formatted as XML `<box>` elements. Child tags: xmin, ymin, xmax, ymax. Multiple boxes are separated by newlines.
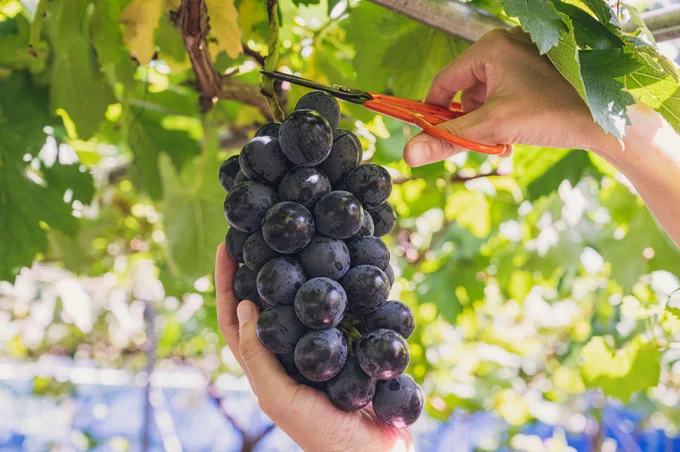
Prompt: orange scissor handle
<box><xmin>364</xmin><ymin>93</ymin><xmax>506</xmax><ymax>155</ymax></box>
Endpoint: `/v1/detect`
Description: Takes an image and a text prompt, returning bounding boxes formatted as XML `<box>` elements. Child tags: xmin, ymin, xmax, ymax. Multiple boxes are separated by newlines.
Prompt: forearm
<box><xmin>595</xmin><ymin>103</ymin><xmax>680</xmax><ymax>248</ymax></box>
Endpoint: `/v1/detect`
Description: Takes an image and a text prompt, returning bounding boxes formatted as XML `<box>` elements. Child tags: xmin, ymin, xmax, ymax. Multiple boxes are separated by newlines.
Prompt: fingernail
<box><xmin>408</xmin><ymin>140</ymin><xmax>431</xmax><ymax>167</ymax></box>
<box><xmin>237</xmin><ymin>301</ymin><xmax>254</xmax><ymax>328</ymax></box>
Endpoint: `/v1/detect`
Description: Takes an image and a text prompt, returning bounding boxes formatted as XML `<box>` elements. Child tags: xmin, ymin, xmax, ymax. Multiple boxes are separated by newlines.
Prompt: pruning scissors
<box><xmin>261</xmin><ymin>70</ymin><xmax>505</xmax><ymax>155</ymax></box>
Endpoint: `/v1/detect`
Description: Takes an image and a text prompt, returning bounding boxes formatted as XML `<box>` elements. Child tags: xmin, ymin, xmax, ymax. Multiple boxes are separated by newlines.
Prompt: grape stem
<box><xmin>339</xmin><ymin>314</ymin><xmax>363</xmax><ymax>353</ymax></box>
<box><xmin>261</xmin><ymin>0</ymin><xmax>286</xmax><ymax>122</ymax></box>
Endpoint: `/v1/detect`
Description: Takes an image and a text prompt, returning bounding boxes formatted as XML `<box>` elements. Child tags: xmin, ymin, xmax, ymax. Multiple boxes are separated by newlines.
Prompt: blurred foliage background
<box><xmin>1</xmin><ymin>0</ymin><xmax>680</xmax><ymax>450</ymax></box>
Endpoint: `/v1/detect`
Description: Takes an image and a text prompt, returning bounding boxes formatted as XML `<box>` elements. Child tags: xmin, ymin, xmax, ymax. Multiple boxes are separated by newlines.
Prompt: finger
<box><xmin>460</xmin><ymin>82</ymin><xmax>487</xmax><ymax>113</ymax></box>
<box><xmin>237</xmin><ymin>300</ymin><xmax>298</xmax><ymax>402</ymax></box>
<box><xmin>426</xmin><ymin>46</ymin><xmax>485</xmax><ymax>107</ymax></box>
<box><xmin>215</xmin><ymin>243</ymin><xmax>245</xmax><ymax>368</ymax></box>
<box><xmin>404</xmin><ymin>106</ymin><xmax>509</xmax><ymax>166</ymax></box>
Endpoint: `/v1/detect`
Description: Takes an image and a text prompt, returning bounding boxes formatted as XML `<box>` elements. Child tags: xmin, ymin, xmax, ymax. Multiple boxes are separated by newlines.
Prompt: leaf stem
<box><xmin>28</xmin><ymin>0</ymin><xmax>49</xmax><ymax>57</ymax></box>
<box><xmin>261</xmin><ymin>0</ymin><xmax>285</xmax><ymax>121</ymax></box>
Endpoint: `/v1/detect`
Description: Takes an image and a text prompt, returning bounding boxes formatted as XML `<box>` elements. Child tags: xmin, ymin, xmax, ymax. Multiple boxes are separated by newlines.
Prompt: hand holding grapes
<box><xmin>215</xmin><ymin>244</ymin><xmax>415</xmax><ymax>452</ymax></box>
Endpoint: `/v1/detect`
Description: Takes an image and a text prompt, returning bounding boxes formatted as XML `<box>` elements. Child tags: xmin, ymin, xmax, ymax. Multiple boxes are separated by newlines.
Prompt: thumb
<box><xmin>404</xmin><ymin>107</ymin><xmax>511</xmax><ymax>167</ymax></box>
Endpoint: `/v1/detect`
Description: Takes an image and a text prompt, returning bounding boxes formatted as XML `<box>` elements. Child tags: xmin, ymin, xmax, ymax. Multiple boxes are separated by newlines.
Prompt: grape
<box><xmin>225</xmin><ymin>228</ymin><xmax>249</xmax><ymax>263</ymax></box>
<box><xmin>373</xmin><ymin>375</ymin><xmax>423</xmax><ymax>428</ymax></box>
<box><xmin>342</xmin><ymin>164</ymin><xmax>392</xmax><ymax>210</ymax></box>
<box><xmin>346</xmin><ymin>211</ymin><xmax>374</xmax><ymax>241</ymax></box>
<box><xmin>224</xmin><ymin>181</ymin><xmax>279</xmax><ymax>233</ymax></box>
<box><xmin>256</xmin><ymin>257</ymin><xmax>306</xmax><ymax>305</ymax></box>
<box><xmin>370</xmin><ymin>203</ymin><xmax>397</xmax><ymax>237</ymax></box>
<box><xmin>256</xmin><ymin>305</ymin><xmax>306</xmax><ymax>354</ymax></box>
<box><xmin>384</xmin><ymin>264</ymin><xmax>395</xmax><ymax>286</ymax></box>
<box><xmin>234</xmin><ymin>266</ymin><xmax>259</xmax><ymax>302</ymax></box>
<box><xmin>218</xmin><ymin>155</ymin><xmax>241</xmax><ymax>191</ymax></box>
<box><xmin>357</xmin><ymin>328</ymin><xmax>409</xmax><ymax>380</ymax></box>
<box><xmin>313</xmin><ymin>191</ymin><xmax>364</xmax><ymax>239</ymax></box>
<box><xmin>278</xmin><ymin>167</ymin><xmax>331</xmax><ymax>210</ymax></box>
<box><xmin>295</xmin><ymin>90</ymin><xmax>341</xmax><ymax>131</ymax></box>
<box><xmin>262</xmin><ymin>202</ymin><xmax>315</xmax><ymax>254</ymax></box>
<box><xmin>320</xmin><ymin>129</ymin><xmax>362</xmax><ymax>187</ymax></box>
<box><xmin>346</xmin><ymin>236</ymin><xmax>389</xmax><ymax>270</ymax></box>
<box><xmin>243</xmin><ymin>231</ymin><xmax>280</xmax><ymax>272</ymax></box>
<box><xmin>279</xmin><ymin>110</ymin><xmax>333</xmax><ymax>166</ymax></box>
<box><xmin>327</xmin><ymin>355</ymin><xmax>376</xmax><ymax>411</ymax></box>
<box><xmin>298</xmin><ymin>235</ymin><xmax>350</xmax><ymax>280</ymax></box>
<box><xmin>358</xmin><ymin>300</ymin><xmax>415</xmax><ymax>339</ymax></box>
<box><xmin>295</xmin><ymin>328</ymin><xmax>347</xmax><ymax>382</ymax></box>
<box><xmin>294</xmin><ymin>277</ymin><xmax>347</xmax><ymax>329</ymax></box>
<box><xmin>340</xmin><ymin>265</ymin><xmax>390</xmax><ymax>315</ymax></box>
<box><xmin>239</xmin><ymin>136</ymin><xmax>292</xmax><ymax>185</ymax></box>
<box><xmin>255</xmin><ymin>121</ymin><xmax>281</xmax><ymax>138</ymax></box>
<box><xmin>234</xmin><ymin>170</ymin><xmax>249</xmax><ymax>185</ymax></box>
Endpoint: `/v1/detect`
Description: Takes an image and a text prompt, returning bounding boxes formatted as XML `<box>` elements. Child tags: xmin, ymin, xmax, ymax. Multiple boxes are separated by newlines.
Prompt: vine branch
<box><xmin>392</xmin><ymin>171</ymin><xmax>502</xmax><ymax>185</ymax></box>
<box><xmin>261</xmin><ymin>0</ymin><xmax>285</xmax><ymax>121</ymax></box>
<box><xmin>174</xmin><ymin>0</ymin><xmax>277</xmax><ymax>120</ymax></box>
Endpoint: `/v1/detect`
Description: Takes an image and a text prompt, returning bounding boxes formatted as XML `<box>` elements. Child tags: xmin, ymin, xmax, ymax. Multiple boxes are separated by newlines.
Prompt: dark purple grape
<box><xmin>224</xmin><ymin>181</ymin><xmax>279</xmax><ymax>233</ymax></box>
<box><xmin>314</xmin><ymin>191</ymin><xmax>364</xmax><ymax>239</ymax></box>
<box><xmin>262</xmin><ymin>202</ymin><xmax>315</xmax><ymax>254</ymax></box>
<box><xmin>346</xmin><ymin>236</ymin><xmax>389</xmax><ymax>270</ymax></box>
<box><xmin>243</xmin><ymin>231</ymin><xmax>280</xmax><ymax>272</ymax></box>
<box><xmin>295</xmin><ymin>328</ymin><xmax>347</xmax><ymax>382</ymax></box>
<box><xmin>256</xmin><ymin>305</ymin><xmax>306</xmax><ymax>354</ymax></box>
<box><xmin>373</xmin><ymin>375</ymin><xmax>423</xmax><ymax>428</ymax></box>
<box><xmin>358</xmin><ymin>301</ymin><xmax>414</xmax><ymax>339</ymax></box>
<box><xmin>346</xmin><ymin>211</ymin><xmax>374</xmax><ymax>241</ymax></box>
<box><xmin>298</xmin><ymin>235</ymin><xmax>351</xmax><ymax>280</ymax></box>
<box><xmin>342</xmin><ymin>164</ymin><xmax>392</xmax><ymax>210</ymax></box>
<box><xmin>255</xmin><ymin>122</ymin><xmax>281</xmax><ymax>138</ymax></box>
<box><xmin>384</xmin><ymin>264</ymin><xmax>395</xmax><ymax>286</ymax></box>
<box><xmin>234</xmin><ymin>266</ymin><xmax>259</xmax><ymax>302</ymax></box>
<box><xmin>294</xmin><ymin>278</ymin><xmax>347</xmax><ymax>329</ymax></box>
<box><xmin>327</xmin><ymin>355</ymin><xmax>376</xmax><ymax>411</ymax></box>
<box><xmin>239</xmin><ymin>136</ymin><xmax>292</xmax><ymax>185</ymax></box>
<box><xmin>370</xmin><ymin>203</ymin><xmax>397</xmax><ymax>237</ymax></box>
<box><xmin>321</xmin><ymin>129</ymin><xmax>362</xmax><ymax>187</ymax></box>
<box><xmin>225</xmin><ymin>228</ymin><xmax>249</xmax><ymax>263</ymax></box>
<box><xmin>278</xmin><ymin>167</ymin><xmax>331</xmax><ymax>211</ymax></box>
<box><xmin>357</xmin><ymin>328</ymin><xmax>409</xmax><ymax>380</ymax></box>
<box><xmin>256</xmin><ymin>257</ymin><xmax>306</xmax><ymax>305</ymax></box>
<box><xmin>279</xmin><ymin>109</ymin><xmax>332</xmax><ymax>166</ymax></box>
<box><xmin>295</xmin><ymin>90</ymin><xmax>341</xmax><ymax>130</ymax></box>
<box><xmin>219</xmin><ymin>155</ymin><xmax>241</xmax><ymax>191</ymax></box>
<box><xmin>292</xmin><ymin>372</ymin><xmax>328</xmax><ymax>390</ymax></box>
<box><xmin>234</xmin><ymin>170</ymin><xmax>249</xmax><ymax>185</ymax></box>
<box><xmin>340</xmin><ymin>265</ymin><xmax>390</xmax><ymax>315</ymax></box>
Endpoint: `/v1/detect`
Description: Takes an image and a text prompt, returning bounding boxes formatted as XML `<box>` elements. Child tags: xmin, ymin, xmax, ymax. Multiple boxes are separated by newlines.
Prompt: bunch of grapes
<box><xmin>219</xmin><ymin>91</ymin><xmax>423</xmax><ymax>428</ymax></box>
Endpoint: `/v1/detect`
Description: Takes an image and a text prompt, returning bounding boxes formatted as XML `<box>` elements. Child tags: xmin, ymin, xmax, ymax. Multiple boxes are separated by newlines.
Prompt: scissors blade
<box><xmin>261</xmin><ymin>70</ymin><xmax>372</xmax><ymax>104</ymax></box>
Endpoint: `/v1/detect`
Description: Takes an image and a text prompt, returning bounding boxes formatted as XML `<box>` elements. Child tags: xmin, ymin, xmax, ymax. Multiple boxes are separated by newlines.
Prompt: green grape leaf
<box><xmin>578</xmin><ymin>0</ymin><xmax>617</xmax><ymax>25</ymax></box>
<box><xmin>382</xmin><ymin>27</ymin><xmax>469</xmax><ymax>99</ymax></box>
<box><xmin>237</xmin><ymin>0</ymin><xmax>268</xmax><ymax>43</ymax></box>
<box><xmin>546</xmin><ymin>13</ymin><xmax>587</xmax><ymax>101</ymax></box>
<box><xmin>91</xmin><ymin>0</ymin><xmax>137</xmax><ymax>88</ymax></box>
<box><xmin>445</xmin><ymin>190</ymin><xmax>491</xmax><ymax>238</ymax></box>
<box><xmin>665</xmin><ymin>289</ymin><xmax>680</xmax><ymax>320</ymax></box>
<box><xmin>43</xmin><ymin>163</ymin><xmax>95</xmax><ymax>205</ymax></box>
<box><xmin>526</xmin><ymin>151</ymin><xmax>600</xmax><ymax>200</ymax></box>
<box><xmin>599</xmin><ymin>183</ymin><xmax>680</xmax><ymax>292</ymax></box>
<box><xmin>155</xmin><ymin>10</ymin><xmax>187</xmax><ymax>64</ymax></box>
<box><xmin>160</xmin><ymin>139</ymin><xmax>225</xmax><ymax>278</ymax></box>
<box><xmin>579</xmin><ymin>49</ymin><xmax>641</xmax><ymax>140</ymax></box>
<box><xmin>48</xmin><ymin>0</ymin><xmax>115</xmax><ymax>139</ymax></box>
<box><xmin>553</xmin><ymin>3</ymin><xmax>621</xmax><ymax>49</ymax></box>
<box><xmin>500</xmin><ymin>0</ymin><xmax>567</xmax><ymax>54</ymax></box>
<box><xmin>625</xmin><ymin>62</ymin><xmax>680</xmax><ymax>135</ymax></box>
<box><xmin>580</xmin><ymin>337</ymin><xmax>661</xmax><ymax>403</ymax></box>
<box><xmin>513</xmin><ymin>146</ymin><xmax>569</xmax><ymax>187</ymax></box>
<box><xmin>344</xmin><ymin>2</ymin><xmax>412</xmax><ymax>93</ymax></box>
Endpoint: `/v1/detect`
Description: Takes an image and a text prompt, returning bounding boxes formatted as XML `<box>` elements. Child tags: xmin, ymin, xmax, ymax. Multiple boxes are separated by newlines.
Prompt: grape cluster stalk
<box><xmin>220</xmin><ymin>91</ymin><xmax>422</xmax><ymax>428</ymax></box>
